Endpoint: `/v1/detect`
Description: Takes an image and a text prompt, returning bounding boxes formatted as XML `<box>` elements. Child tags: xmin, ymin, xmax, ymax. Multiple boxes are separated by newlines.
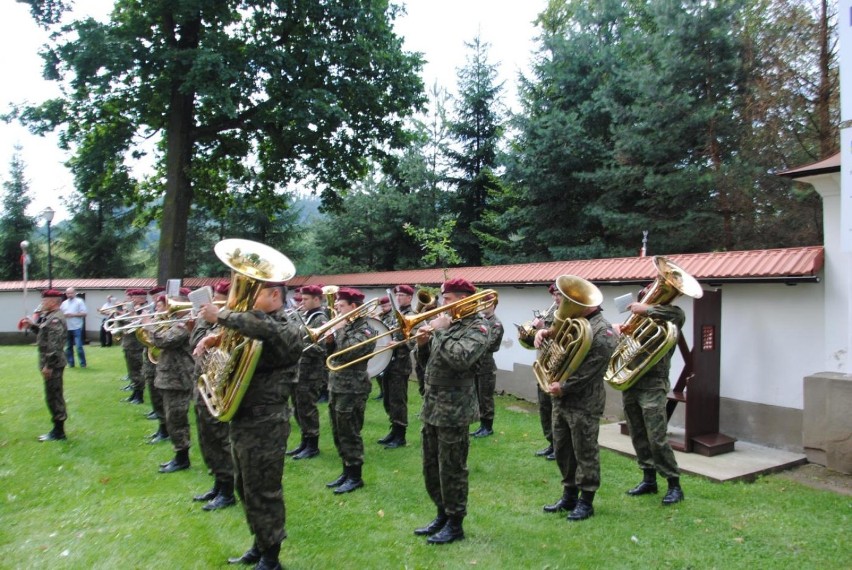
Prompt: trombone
<box><xmin>325</xmin><ymin>288</ymin><xmax>498</xmax><ymax>372</ymax></box>
<box><xmin>103</xmin><ymin>302</ymin><xmax>154</xmax><ymax>333</ymax></box>
<box><xmin>301</xmin><ymin>297</ymin><xmax>380</xmax><ymax>347</ymax></box>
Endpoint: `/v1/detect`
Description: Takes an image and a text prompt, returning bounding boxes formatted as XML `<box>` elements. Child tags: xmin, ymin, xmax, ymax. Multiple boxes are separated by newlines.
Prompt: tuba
<box><xmin>197</xmin><ymin>239</ymin><xmax>296</xmax><ymax>421</ymax></box>
<box><xmin>604</xmin><ymin>256</ymin><xmax>703</xmax><ymax>391</ymax></box>
<box><xmin>533</xmin><ymin>276</ymin><xmax>603</xmax><ymax>392</ymax></box>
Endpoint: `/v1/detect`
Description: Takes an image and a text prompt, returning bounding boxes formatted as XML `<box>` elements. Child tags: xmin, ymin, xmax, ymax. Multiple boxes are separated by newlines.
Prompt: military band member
<box><xmin>190</xmin><ymin>280</ymin><xmax>236</xmax><ymax>510</ymax></box>
<box><xmin>149</xmin><ymin>291</ymin><xmax>196</xmax><ymax>473</ymax></box>
<box><xmin>143</xmin><ymin>286</ymin><xmax>166</xmax><ymax>421</ymax></box>
<box><xmin>120</xmin><ymin>289</ymin><xmax>148</xmax><ymax>405</ymax></box>
<box><xmin>372</xmin><ymin>295</ymin><xmax>392</xmax><ymax>401</ymax></box>
<box><xmin>286</xmin><ymin>285</ymin><xmax>328</xmax><ymax>460</ymax></box>
<box><xmin>536</xmin><ymin>287</ymin><xmax>615</xmax><ymax>521</ymax></box>
<box><xmin>20</xmin><ymin>289</ymin><xmax>68</xmax><ymax>441</ymax></box>
<box><xmin>198</xmin><ymin>280</ymin><xmax>303</xmax><ymax>570</ymax></box>
<box><xmin>377</xmin><ymin>284</ymin><xmax>416</xmax><ymax>448</ymax></box>
<box><xmin>325</xmin><ymin>287</ymin><xmax>376</xmax><ymax>494</ymax></box>
<box><xmin>471</xmin><ymin>295</ymin><xmax>503</xmax><ymax>438</ymax></box>
<box><xmin>413</xmin><ymin>278</ymin><xmax>490</xmax><ymax>545</ymax></box>
<box><xmin>618</xmin><ymin>292</ymin><xmax>687</xmax><ymax>506</ymax></box>
<box><xmin>533</xmin><ymin>283</ymin><xmax>562</xmax><ymax>460</ymax></box>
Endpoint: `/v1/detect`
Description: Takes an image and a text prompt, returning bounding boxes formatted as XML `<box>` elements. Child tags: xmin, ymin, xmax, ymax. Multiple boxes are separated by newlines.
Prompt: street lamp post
<box><xmin>42</xmin><ymin>207</ymin><xmax>55</xmax><ymax>289</ymax></box>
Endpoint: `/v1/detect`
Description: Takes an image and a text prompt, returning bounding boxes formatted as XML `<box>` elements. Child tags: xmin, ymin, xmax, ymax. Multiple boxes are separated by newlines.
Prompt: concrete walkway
<box><xmin>599</xmin><ymin>422</ymin><xmax>807</xmax><ymax>483</ymax></box>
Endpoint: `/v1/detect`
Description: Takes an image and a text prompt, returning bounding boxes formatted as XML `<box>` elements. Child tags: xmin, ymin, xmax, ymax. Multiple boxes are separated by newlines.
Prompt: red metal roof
<box><xmin>776</xmin><ymin>153</ymin><xmax>840</xmax><ymax>178</ymax></box>
<box><xmin>0</xmin><ymin>246</ymin><xmax>823</xmax><ymax>292</ymax></box>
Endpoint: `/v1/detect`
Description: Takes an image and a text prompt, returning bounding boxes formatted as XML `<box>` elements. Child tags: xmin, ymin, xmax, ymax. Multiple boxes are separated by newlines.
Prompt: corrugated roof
<box><xmin>0</xmin><ymin>246</ymin><xmax>823</xmax><ymax>292</ymax></box>
<box><xmin>776</xmin><ymin>153</ymin><xmax>840</xmax><ymax>177</ymax></box>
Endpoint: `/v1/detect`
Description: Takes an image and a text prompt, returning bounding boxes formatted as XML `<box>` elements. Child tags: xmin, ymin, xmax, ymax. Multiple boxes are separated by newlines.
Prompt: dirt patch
<box><xmin>771</xmin><ymin>463</ymin><xmax>852</xmax><ymax>496</ymax></box>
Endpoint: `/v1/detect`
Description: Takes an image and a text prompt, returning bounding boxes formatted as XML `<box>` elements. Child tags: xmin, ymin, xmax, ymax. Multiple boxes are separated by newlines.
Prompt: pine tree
<box><xmin>0</xmin><ymin>147</ymin><xmax>37</xmax><ymax>281</ymax></box>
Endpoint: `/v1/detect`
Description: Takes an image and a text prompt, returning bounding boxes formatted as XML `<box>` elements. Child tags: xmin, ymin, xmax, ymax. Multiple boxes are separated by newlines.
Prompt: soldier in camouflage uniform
<box><xmin>198</xmin><ymin>281</ymin><xmax>303</xmax><ymax>570</ymax></box>
<box><xmin>619</xmin><ymin>295</ymin><xmax>687</xmax><ymax>506</ymax></box>
<box><xmin>413</xmin><ymin>278</ymin><xmax>490</xmax><ymax>545</ymax></box>
<box><xmin>536</xmin><ymin>280</ymin><xmax>616</xmax><ymax>521</ymax></box>
<box><xmin>190</xmin><ymin>281</ymin><xmax>235</xmax><ymax>510</ymax></box>
<box><xmin>371</xmin><ymin>295</ymin><xmax>392</xmax><ymax>401</ymax></box>
<box><xmin>286</xmin><ymin>285</ymin><xmax>328</xmax><ymax>460</ymax></box>
<box><xmin>149</xmin><ymin>291</ymin><xmax>196</xmax><ymax>473</ymax></box>
<box><xmin>142</xmin><ymin>287</ymin><xmax>165</xmax><ymax>424</ymax></box>
<box><xmin>20</xmin><ymin>289</ymin><xmax>68</xmax><ymax>441</ymax></box>
<box><xmin>532</xmin><ymin>284</ymin><xmax>562</xmax><ymax>459</ymax></box>
<box><xmin>324</xmin><ymin>287</ymin><xmax>376</xmax><ymax>494</ymax></box>
<box><xmin>120</xmin><ymin>289</ymin><xmax>148</xmax><ymax>405</ymax></box>
<box><xmin>471</xmin><ymin>297</ymin><xmax>503</xmax><ymax>438</ymax></box>
<box><xmin>377</xmin><ymin>284</ymin><xmax>416</xmax><ymax>448</ymax></box>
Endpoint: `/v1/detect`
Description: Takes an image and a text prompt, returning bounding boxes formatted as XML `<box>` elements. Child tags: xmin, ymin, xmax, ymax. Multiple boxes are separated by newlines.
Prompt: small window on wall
<box><xmin>701</xmin><ymin>325</ymin><xmax>715</xmax><ymax>352</ymax></box>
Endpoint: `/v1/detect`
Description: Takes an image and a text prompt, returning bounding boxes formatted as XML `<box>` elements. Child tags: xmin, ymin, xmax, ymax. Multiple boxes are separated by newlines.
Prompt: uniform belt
<box><xmin>233</xmin><ymin>403</ymin><xmax>286</xmax><ymax>420</ymax></box>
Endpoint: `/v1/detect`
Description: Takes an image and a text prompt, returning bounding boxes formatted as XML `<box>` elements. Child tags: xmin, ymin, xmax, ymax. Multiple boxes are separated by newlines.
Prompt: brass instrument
<box><xmin>322</xmin><ymin>285</ymin><xmax>339</xmax><ymax>319</ymax></box>
<box><xmin>412</xmin><ymin>289</ymin><xmax>435</xmax><ymax>313</ymax></box>
<box><xmin>516</xmin><ymin>301</ymin><xmax>557</xmax><ymax>350</ymax></box>
<box><xmin>301</xmin><ymin>298</ymin><xmax>381</xmax><ymax>346</ymax></box>
<box><xmin>198</xmin><ymin>239</ymin><xmax>296</xmax><ymax>421</ymax></box>
<box><xmin>103</xmin><ymin>302</ymin><xmax>154</xmax><ymax>333</ymax></box>
<box><xmin>326</xmin><ymin>288</ymin><xmax>499</xmax><ymax>372</ymax></box>
<box><xmin>532</xmin><ymin>276</ymin><xmax>602</xmax><ymax>392</ymax></box>
<box><xmin>604</xmin><ymin>256</ymin><xmax>703</xmax><ymax>391</ymax></box>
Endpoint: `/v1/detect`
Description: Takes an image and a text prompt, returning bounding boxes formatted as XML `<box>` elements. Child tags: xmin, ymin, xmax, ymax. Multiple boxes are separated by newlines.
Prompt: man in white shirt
<box><xmin>60</xmin><ymin>287</ymin><xmax>88</xmax><ymax>368</ymax></box>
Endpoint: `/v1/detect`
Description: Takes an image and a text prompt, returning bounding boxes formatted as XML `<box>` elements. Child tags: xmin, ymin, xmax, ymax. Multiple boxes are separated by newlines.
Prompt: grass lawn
<box><xmin>0</xmin><ymin>344</ymin><xmax>849</xmax><ymax>569</ymax></box>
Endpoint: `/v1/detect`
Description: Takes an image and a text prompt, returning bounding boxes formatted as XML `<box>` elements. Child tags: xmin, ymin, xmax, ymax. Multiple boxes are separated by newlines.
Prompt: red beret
<box><xmin>301</xmin><ymin>285</ymin><xmax>324</xmax><ymax>297</ymax></box>
<box><xmin>336</xmin><ymin>287</ymin><xmax>365</xmax><ymax>304</ymax></box>
<box><xmin>149</xmin><ymin>286</ymin><xmax>165</xmax><ymax>295</ymax></box>
<box><xmin>126</xmin><ymin>288</ymin><xmax>147</xmax><ymax>297</ymax></box>
<box><xmin>441</xmin><ymin>278</ymin><xmax>476</xmax><ymax>295</ymax></box>
<box><xmin>178</xmin><ymin>287</ymin><xmax>191</xmax><ymax>297</ymax></box>
<box><xmin>548</xmin><ymin>283</ymin><xmax>557</xmax><ymax>294</ymax></box>
<box><xmin>379</xmin><ymin>296</ymin><xmax>390</xmax><ymax>304</ymax></box>
<box><xmin>214</xmin><ymin>280</ymin><xmax>230</xmax><ymax>295</ymax></box>
<box><xmin>394</xmin><ymin>284</ymin><xmax>415</xmax><ymax>295</ymax></box>
<box><xmin>293</xmin><ymin>293</ymin><xmax>303</xmax><ymax>302</ymax></box>
<box><xmin>155</xmin><ymin>294</ymin><xmax>167</xmax><ymax>305</ymax></box>
<box><xmin>262</xmin><ymin>281</ymin><xmax>287</xmax><ymax>289</ymax></box>
<box><xmin>41</xmin><ymin>289</ymin><xmax>64</xmax><ymax>298</ymax></box>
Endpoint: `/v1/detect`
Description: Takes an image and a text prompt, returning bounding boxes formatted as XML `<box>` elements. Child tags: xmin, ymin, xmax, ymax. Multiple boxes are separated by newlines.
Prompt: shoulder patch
<box><xmin>363</xmin><ymin>328</ymin><xmax>373</xmax><ymax>337</ymax></box>
<box><xmin>51</xmin><ymin>319</ymin><xmax>60</xmax><ymax>324</ymax></box>
<box><xmin>479</xmin><ymin>325</ymin><xmax>488</xmax><ymax>334</ymax></box>
<box><xmin>606</xmin><ymin>329</ymin><xmax>614</xmax><ymax>336</ymax></box>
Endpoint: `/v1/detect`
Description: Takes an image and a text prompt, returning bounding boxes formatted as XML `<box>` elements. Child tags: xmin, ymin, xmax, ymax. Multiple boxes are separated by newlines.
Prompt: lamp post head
<box><xmin>42</xmin><ymin>207</ymin><xmax>55</xmax><ymax>224</ymax></box>
<box><xmin>20</xmin><ymin>240</ymin><xmax>29</xmax><ymax>251</ymax></box>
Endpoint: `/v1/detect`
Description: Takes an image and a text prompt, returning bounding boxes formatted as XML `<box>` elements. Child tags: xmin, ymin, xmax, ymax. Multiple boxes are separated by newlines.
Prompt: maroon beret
<box><xmin>379</xmin><ymin>296</ymin><xmax>390</xmax><ymax>304</ymax></box>
<box><xmin>293</xmin><ymin>293</ymin><xmax>303</xmax><ymax>302</ymax></box>
<box><xmin>262</xmin><ymin>281</ymin><xmax>287</xmax><ymax>289</ymax></box>
<box><xmin>178</xmin><ymin>287</ymin><xmax>191</xmax><ymax>297</ymax></box>
<box><xmin>155</xmin><ymin>294</ymin><xmax>167</xmax><ymax>306</ymax></box>
<box><xmin>548</xmin><ymin>283</ymin><xmax>557</xmax><ymax>294</ymax></box>
<box><xmin>336</xmin><ymin>287</ymin><xmax>365</xmax><ymax>304</ymax></box>
<box><xmin>126</xmin><ymin>288</ymin><xmax>147</xmax><ymax>297</ymax></box>
<box><xmin>441</xmin><ymin>278</ymin><xmax>476</xmax><ymax>295</ymax></box>
<box><xmin>301</xmin><ymin>285</ymin><xmax>324</xmax><ymax>297</ymax></box>
<box><xmin>394</xmin><ymin>284</ymin><xmax>415</xmax><ymax>295</ymax></box>
<box><xmin>149</xmin><ymin>286</ymin><xmax>165</xmax><ymax>295</ymax></box>
<box><xmin>41</xmin><ymin>289</ymin><xmax>64</xmax><ymax>298</ymax></box>
<box><xmin>214</xmin><ymin>280</ymin><xmax>230</xmax><ymax>295</ymax></box>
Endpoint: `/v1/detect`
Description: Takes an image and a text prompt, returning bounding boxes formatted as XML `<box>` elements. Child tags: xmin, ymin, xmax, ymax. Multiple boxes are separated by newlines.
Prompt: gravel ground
<box><xmin>772</xmin><ymin>463</ymin><xmax>852</xmax><ymax>496</ymax></box>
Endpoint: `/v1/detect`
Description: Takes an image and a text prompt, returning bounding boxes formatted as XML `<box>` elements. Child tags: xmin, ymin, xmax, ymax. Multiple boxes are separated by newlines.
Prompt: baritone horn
<box><xmin>532</xmin><ymin>276</ymin><xmax>602</xmax><ymax>393</ymax></box>
<box><xmin>604</xmin><ymin>256</ymin><xmax>703</xmax><ymax>391</ymax></box>
<box><xmin>197</xmin><ymin>239</ymin><xmax>296</xmax><ymax>421</ymax></box>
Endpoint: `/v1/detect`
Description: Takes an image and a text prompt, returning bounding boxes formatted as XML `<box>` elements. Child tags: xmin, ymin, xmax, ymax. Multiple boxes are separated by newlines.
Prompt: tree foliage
<box><xmin>0</xmin><ymin>147</ymin><xmax>38</xmax><ymax>281</ymax></box>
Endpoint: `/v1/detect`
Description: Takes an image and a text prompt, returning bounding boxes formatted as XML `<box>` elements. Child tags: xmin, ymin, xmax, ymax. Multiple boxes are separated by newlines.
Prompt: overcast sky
<box><xmin>0</xmin><ymin>1</ymin><xmax>544</xmax><ymax>223</ymax></box>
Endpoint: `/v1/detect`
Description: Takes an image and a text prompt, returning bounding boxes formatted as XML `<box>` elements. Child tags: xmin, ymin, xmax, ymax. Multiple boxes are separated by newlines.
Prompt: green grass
<box><xmin>0</xmin><ymin>344</ymin><xmax>849</xmax><ymax>569</ymax></box>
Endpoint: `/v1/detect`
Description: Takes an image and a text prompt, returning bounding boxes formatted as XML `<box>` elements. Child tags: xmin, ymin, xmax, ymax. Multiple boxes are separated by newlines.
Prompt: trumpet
<box><xmin>325</xmin><ymin>288</ymin><xmax>498</xmax><ymax>372</ymax></box>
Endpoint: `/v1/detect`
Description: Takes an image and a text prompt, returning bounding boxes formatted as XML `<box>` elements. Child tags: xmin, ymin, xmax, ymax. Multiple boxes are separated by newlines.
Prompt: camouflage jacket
<box><xmin>328</xmin><ymin>315</ymin><xmax>376</xmax><ymax>393</ymax></box>
<box><xmin>477</xmin><ymin>312</ymin><xmax>504</xmax><ymax>373</ymax></box>
<box><xmin>34</xmin><ymin>309</ymin><xmax>67</xmax><ymax>369</ymax></box>
<box><xmin>386</xmin><ymin>304</ymin><xmax>416</xmax><ymax>373</ymax></box>
<box><xmin>150</xmin><ymin>322</ymin><xmax>196</xmax><ymax>390</ymax></box>
<box><xmin>418</xmin><ymin>312</ymin><xmax>490</xmax><ymax>427</ymax></box>
<box><xmin>300</xmin><ymin>308</ymin><xmax>329</xmax><ymax>366</ymax></box>
<box><xmin>555</xmin><ymin>309</ymin><xmax>616</xmax><ymax>414</ymax></box>
<box><xmin>217</xmin><ymin>305</ymin><xmax>304</xmax><ymax>407</ymax></box>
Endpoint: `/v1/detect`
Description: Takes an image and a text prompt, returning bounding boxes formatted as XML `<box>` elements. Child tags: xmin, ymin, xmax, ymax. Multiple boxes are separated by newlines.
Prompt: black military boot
<box><xmin>285</xmin><ymin>438</ymin><xmax>306</xmax><ymax>457</ymax></box>
<box><xmin>227</xmin><ymin>542</ymin><xmax>260</xmax><ymax>565</ymax></box>
<box><xmin>148</xmin><ymin>424</ymin><xmax>170</xmax><ymax>444</ymax></box>
<box><xmin>326</xmin><ymin>464</ymin><xmax>349</xmax><ymax>488</ymax></box>
<box><xmin>204</xmin><ymin>479</ymin><xmax>237</xmax><ymax>511</ymax></box>
<box><xmin>567</xmin><ymin>491</ymin><xmax>595</xmax><ymax>521</ymax></box>
<box><xmin>543</xmin><ymin>486</ymin><xmax>578</xmax><ymax>513</ymax></box>
<box><xmin>427</xmin><ymin>515</ymin><xmax>465</xmax><ymax>544</ymax></box>
<box><xmin>662</xmin><ymin>477</ymin><xmax>685</xmax><ymax>505</ymax></box>
<box><xmin>384</xmin><ymin>425</ymin><xmax>407</xmax><ymax>449</ymax></box>
<box><xmin>377</xmin><ymin>426</ymin><xmax>394</xmax><ymax>445</ymax></box>
<box><xmin>193</xmin><ymin>480</ymin><xmax>220</xmax><ymax>502</ymax></box>
<box><xmin>473</xmin><ymin>419</ymin><xmax>493</xmax><ymax>438</ymax></box>
<box><xmin>159</xmin><ymin>448</ymin><xmax>190</xmax><ymax>473</ymax></box>
<box><xmin>414</xmin><ymin>509</ymin><xmax>448</xmax><ymax>536</ymax></box>
<box><xmin>535</xmin><ymin>443</ymin><xmax>553</xmax><ymax>457</ymax></box>
<box><xmin>254</xmin><ymin>542</ymin><xmax>282</xmax><ymax>570</ymax></box>
<box><xmin>124</xmin><ymin>388</ymin><xmax>144</xmax><ymax>404</ymax></box>
<box><xmin>39</xmin><ymin>420</ymin><xmax>67</xmax><ymax>442</ymax></box>
<box><xmin>334</xmin><ymin>464</ymin><xmax>364</xmax><ymax>494</ymax></box>
<box><xmin>627</xmin><ymin>468</ymin><xmax>658</xmax><ymax>496</ymax></box>
<box><xmin>293</xmin><ymin>436</ymin><xmax>319</xmax><ymax>460</ymax></box>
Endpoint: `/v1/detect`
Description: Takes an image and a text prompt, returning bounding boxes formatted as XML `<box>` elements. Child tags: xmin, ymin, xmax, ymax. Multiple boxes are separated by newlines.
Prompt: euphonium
<box><xmin>532</xmin><ymin>276</ymin><xmax>602</xmax><ymax>392</ymax></box>
<box><xmin>412</xmin><ymin>289</ymin><xmax>435</xmax><ymax>313</ymax></box>
<box><xmin>604</xmin><ymin>256</ymin><xmax>703</xmax><ymax>391</ymax></box>
<box><xmin>197</xmin><ymin>239</ymin><xmax>296</xmax><ymax>421</ymax></box>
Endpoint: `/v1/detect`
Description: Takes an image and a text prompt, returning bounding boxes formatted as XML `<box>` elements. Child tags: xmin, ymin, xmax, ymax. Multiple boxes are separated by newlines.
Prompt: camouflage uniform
<box><xmin>294</xmin><ymin>307</ymin><xmax>329</xmax><ymax>439</ymax></box>
<box><xmin>552</xmin><ymin>310</ymin><xmax>616</xmax><ymax>493</ymax></box>
<box><xmin>143</xmin><ymin>350</ymin><xmax>161</xmax><ymax>413</ymax></box>
<box><xmin>474</xmin><ymin>312</ymin><xmax>504</xmax><ymax>425</ymax></box>
<box><xmin>33</xmin><ymin>309</ymin><xmax>68</xmax><ymax>423</ymax></box>
<box><xmin>537</xmin><ymin>311</ymin><xmax>556</xmax><ymax>447</ymax></box>
<box><xmin>418</xmin><ymin>313</ymin><xmax>489</xmax><ymax>518</ymax></box>
<box><xmin>380</xmin><ymin>304</ymin><xmax>414</xmax><ymax>430</ymax></box>
<box><xmin>217</xmin><ymin>305</ymin><xmax>303</xmax><ymax>552</ymax></box>
<box><xmin>150</xmin><ymin>322</ymin><xmax>195</xmax><ymax>452</ymax></box>
<box><xmin>328</xmin><ymin>315</ymin><xmax>376</xmax><ymax>467</ymax></box>
<box><xmin>190</xmin><ymin>319</ymin><xmax>233</xmax><ymax>486</ymax></box>
<box><xmin>121</xmin><ymin>327</ymin><xmax>145</xmax><ymax>392</ymax></box>
<box><xmin>622</xmin><ymin>304</ymin><xmax>685</xmax><ymax>479</ymax></box>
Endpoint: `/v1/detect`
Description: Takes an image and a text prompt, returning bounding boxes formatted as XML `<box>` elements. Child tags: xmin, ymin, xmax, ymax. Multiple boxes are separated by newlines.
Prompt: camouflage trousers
<box><xmin>161</xmin><ymin>388</ymin><xmax>192</xmax><ymax>452</ymax></box>
<box><xmin>143</xmin><ymin>357</ymin><xmax>162</xmax><ymax>416</ymax></box>
<box><xmin>231</xmin><ymin>409</ymin><xmax>291</xmax><ymax>551</ymax></box>
<box><xmin>194</xmin><ymin>391</ymin><xmax>233</xmax><ymax>482</ymax></box>
<box><xmin>329</xmin><ymin>391</ymin><xmax>368</xmax><ymax>467</ymax></box>
<box><xmin>622</xmin><ymin>385</ymin><xmax>680</xmax><ymax>479</ymax></box>
<box><xmin>43</xmin><ymin>367</ymin><xmax>67</xmax><ymax>423</ymax></box>
<box><xmin>123</xmin><ymin>346</ymin><xmax>144</xmax><ymax>390</ymax></box>
<box><xmin>537</xmin><ymin>386</ymin><xmax>553</xmax><ymax>443</ymax></box>
<box><xmin>421</xmin><ymin>423</ymin><xmax>470</xmax><ymax>518</ymax></box>
<box><xmin>474</xmin><ymin>369</ymin><xmax>496</xmax><ymax>423</ymax></box>
<box><xmin>380</xmin><ymin>364</ymin><xmax>410</xmax><ymax>427</ymax></box>
<box><xmin>293</xmin><ymin>373</ymin><xmax>324</xmax><ymax>438</ymax></box>
<box><xmin>552</xmin><ymin>405</ymin><xmax>601</xmax><ymax>492</ymax></box>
